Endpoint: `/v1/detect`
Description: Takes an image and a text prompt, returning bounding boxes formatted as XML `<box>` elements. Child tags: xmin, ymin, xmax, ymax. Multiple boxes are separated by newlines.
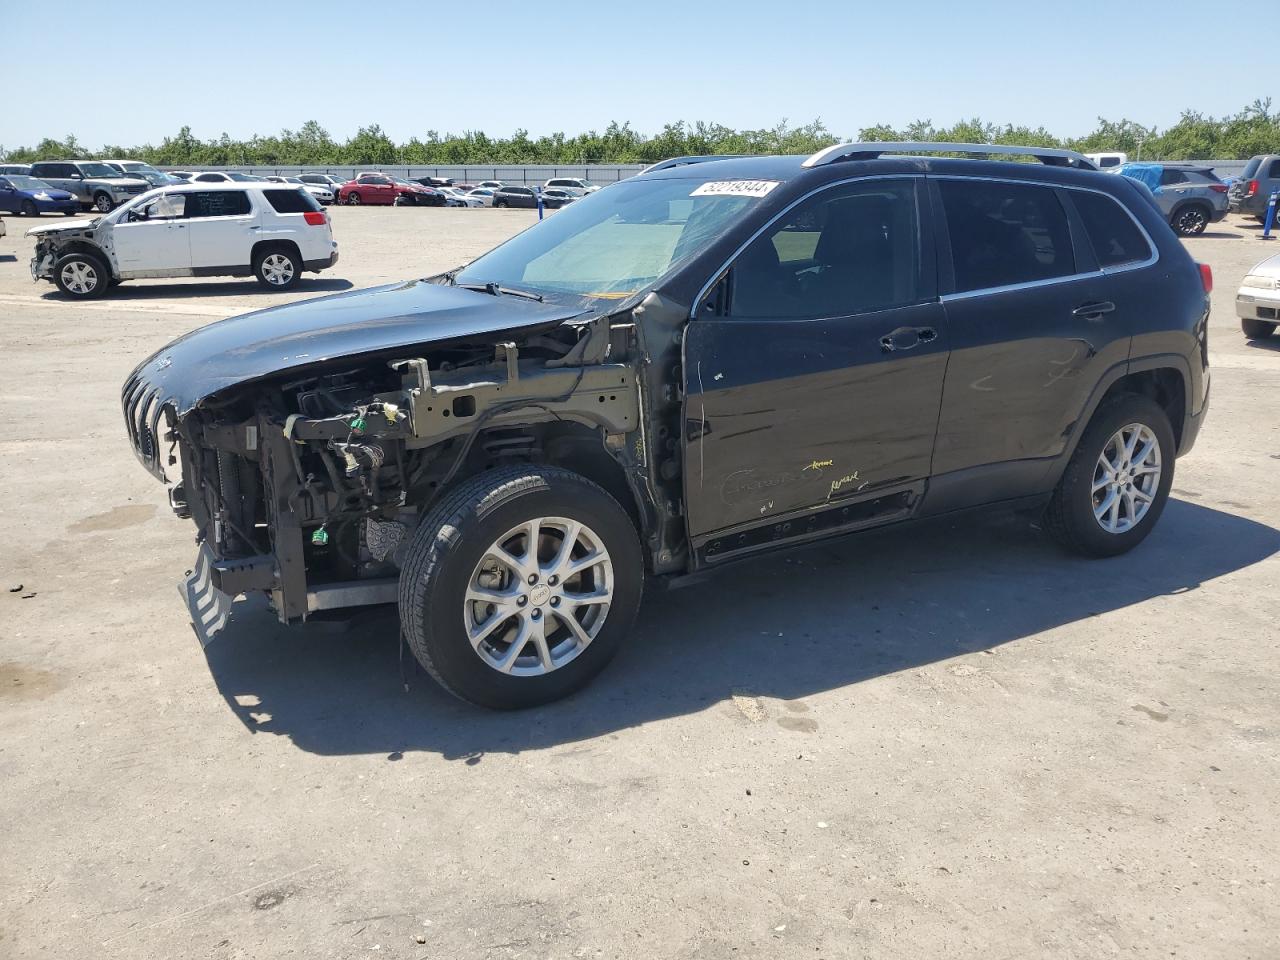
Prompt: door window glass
<box><xmin>185</xmin><ymin>191</ymin><xmax>251</xmax><ymax>217</ymax></box>
<box><xmin>1159</xmin><ymin>168</ymin><xmax>1188</xmax><ymax>186</ymax></box>
<box><xmin>1070</xmin><ymin>190</ymin><xmax>1152</xmax><ymax>267</ymax></box>
<box><xmin>938</xmin><ymin>179</ymin><xmax>1074</xmax><ymax>292</ymax></box>
<box><xmin>136</xmin><ymin>194</ymin><xmax>187</xmax><ymax>220</ymax></box>
<box><xmin>725</xmin><ymin>180</ymin><xmax>921</xmax><ymax>319</ymax></box>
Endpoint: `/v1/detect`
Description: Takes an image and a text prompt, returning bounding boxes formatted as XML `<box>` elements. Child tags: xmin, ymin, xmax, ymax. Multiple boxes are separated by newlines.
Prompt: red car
<box><xmin>338</xmin><ymin>173</ymin><xmax>429</xmax><ymax>206</ymax></box>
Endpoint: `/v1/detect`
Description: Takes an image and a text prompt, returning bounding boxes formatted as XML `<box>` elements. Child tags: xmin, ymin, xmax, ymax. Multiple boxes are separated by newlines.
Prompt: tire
<box><xmin>52</xmin><ymin>252</ymin><xmax>110</xmax><ymax>299</ymax></box>
<box><xmin>1171</xmin><ymin>203</ymin><xmax>1210</xmax><ymax>236</ymax></box>
<box><xmin>20</xmin><ymin>199</ymin><xmax>37</xmax><ymax>217</ymax></box>
<box><xmin>93</xmin><ymin>192</ymin><xmax>115</xmax><ymax>213</ymax></box>
<box><xmin>399</xmin><ymin>465</ymin><xmax>644</xmax><ymax>709</ymax></box>
<box><xmin>495</xmin><ymin>199</ymin><xmax>508</xmax><ymax>208</ymax></box>
<box><xmin>346</xmin><ymin>192</ymin><xmax>361</xmax><ymax>205</ymax></box>
<box><xmin>252</xmin><ymin>245</ymin><xmax>302</xmax><ymax>290</ymax></box>
<box><xmin>1044</xmin><ymin>394</ymin><xmax>1176</xmax><ymax>558</ymax></box>
<box><xmin>63</xmin><ymin>209</ymin><xmax>78</xmax><ymax>216</ymax></box>
<box><xmin>1242</xmin><ymin>317</ymin><xmax>1277</xmax><ymax>339</ymax></box>
<box><xmin>393</xmin><ymin>193</ymin><xmax>411</xmax><ymax>206</ymax></box>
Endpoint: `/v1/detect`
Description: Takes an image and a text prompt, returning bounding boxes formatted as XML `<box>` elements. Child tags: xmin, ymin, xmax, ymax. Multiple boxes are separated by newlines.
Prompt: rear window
<box><xmin>264</xmin><ymin>188</ymin><xmax>322</xmax><ymax>213</ymax></box>
<box><xmin>938</xmin><ymin>179</ymin><xmax>1074</xmax><ymax>293</ymax></box>
<box><xmin>1070</xmin><ymin>191</ymin><xmax>1152</xmax><ymax>268</ymax></box>
<box><xmin>1241</xmin><ymin>157</ymin><xmax>1262</xmax><ymax>178</ymax></box>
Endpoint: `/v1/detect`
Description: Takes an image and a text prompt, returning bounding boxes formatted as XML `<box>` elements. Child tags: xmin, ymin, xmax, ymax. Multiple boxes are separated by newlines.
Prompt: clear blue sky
<box><xmin>0</xmin><ymin>0</ymin><xmax>1265</xmax><ymax>149</ymax></box>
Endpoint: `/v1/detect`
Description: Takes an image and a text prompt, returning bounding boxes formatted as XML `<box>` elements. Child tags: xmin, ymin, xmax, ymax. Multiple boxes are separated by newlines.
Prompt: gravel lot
<box><xmin>1</xmin><ymin>204</ymin><xmax>1277</xmax><ymax>960</ymax></box>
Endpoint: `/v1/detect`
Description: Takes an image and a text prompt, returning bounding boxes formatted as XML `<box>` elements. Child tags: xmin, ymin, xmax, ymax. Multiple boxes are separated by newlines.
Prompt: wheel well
<box><xmin>451</xmin><ymin>421</ymin><xmax>640</xmax><ymax>531</ymax></box>
<box><xmin>54</xmin><ymin>242</ymin><xmax>111</xmax><ymax>269</ymax></box>
<box><xmin>1098</xmin><ymin>368</ymin><xmax>1186</xmax><ymax>448</ymax></box>
<box><xmin>251</xmin><ymin>239</ymin><xmax>302</xmax><ymax>266</ymax></box>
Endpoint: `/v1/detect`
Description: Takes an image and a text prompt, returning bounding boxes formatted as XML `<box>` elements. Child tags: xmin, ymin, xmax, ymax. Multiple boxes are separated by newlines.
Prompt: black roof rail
<box><xmin>802</xmin><ymin>141</ymin><xmax>1097</xmax><ymax>170</ymax></box>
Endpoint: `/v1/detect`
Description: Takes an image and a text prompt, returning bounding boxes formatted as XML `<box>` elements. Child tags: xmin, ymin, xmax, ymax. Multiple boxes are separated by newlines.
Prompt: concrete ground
<box><xmin>1</xmin><ymin>203</ymin><xmax>1277</xmax><ymax>960</ymax></box>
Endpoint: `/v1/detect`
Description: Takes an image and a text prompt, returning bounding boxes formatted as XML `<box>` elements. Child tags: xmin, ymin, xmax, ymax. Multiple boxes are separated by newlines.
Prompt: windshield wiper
<box><xmin>456</xmin><ymin>281</ymin><xmax>544</xmax><ymax>302</ymax></box>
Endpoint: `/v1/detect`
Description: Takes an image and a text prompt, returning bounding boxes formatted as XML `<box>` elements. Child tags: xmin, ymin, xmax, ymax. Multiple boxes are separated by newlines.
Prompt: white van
<box><xmin>1085</xmin><ymin>152</ymin><xmax>1128</xmax><ymax>171</ymax></box>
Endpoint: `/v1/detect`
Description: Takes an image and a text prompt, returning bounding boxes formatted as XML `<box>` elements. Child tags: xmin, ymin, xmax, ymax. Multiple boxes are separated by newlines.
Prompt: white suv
<box><xmin>27</xmin><ymin>182</ymin><xmax>338</xmax><ymax>299</ymax></box>
<box><xmin>543</xmin><ymin>177</ymin><xmax>600</xmax><ymax>194</ymax></box>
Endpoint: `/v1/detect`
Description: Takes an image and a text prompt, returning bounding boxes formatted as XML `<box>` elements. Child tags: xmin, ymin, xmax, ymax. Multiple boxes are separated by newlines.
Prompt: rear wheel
<box><xmin>1044</xmin><ymin>394</ymin><xmax>1175</xmax><ymax>558</ymax></box>
<box><xmin>20</xmin><ymin>199</ymin><xmax>37</xmax><ymax>217</ymax></box>
<box><xmin>399</xmin><ymin>466</ymin><xmax>643</xmax><ymax>709</ymax></box>
<box><xmin>93</xmin><ymin>192</ymin><xmax>114</xmax><ymax>213</ymax></box>
<box><xmin>53</xmin><ymin>252</ymin><xmax>110</xmax><ymax>299</ymax></box>
<box><xmin>1172</xmin><ymin>204</ymin><xmax>1210</xmax><ymax>236</ymax></box>
<box><xmin>1242</xmin><ymin>317</ymin><xmax>1277</xmax><ymax>339</ymax></box>
<box><xmin>252</xmin><ymin>245</ymin><xmax>301</xmax><ymax>290</ymax></box>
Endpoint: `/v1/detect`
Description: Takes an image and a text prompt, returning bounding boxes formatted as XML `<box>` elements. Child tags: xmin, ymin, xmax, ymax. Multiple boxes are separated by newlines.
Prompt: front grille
<box><xmin>121</xmin><ymin>370</ymin><xmax>170</xmax><ymax>481</ymax></box>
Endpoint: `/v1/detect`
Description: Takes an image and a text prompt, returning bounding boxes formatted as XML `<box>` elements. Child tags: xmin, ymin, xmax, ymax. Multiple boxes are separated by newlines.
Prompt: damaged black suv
<box><xmin>123</xmin><ymin>143</ymin><xmax>1211</xmax><ymax>709</ymax></box>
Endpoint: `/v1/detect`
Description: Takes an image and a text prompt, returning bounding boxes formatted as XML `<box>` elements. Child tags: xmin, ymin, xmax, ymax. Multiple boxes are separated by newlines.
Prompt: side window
<box><xmin>194</xmin><ymin>173</ymin><xmax>221</xmax><ymax>183</ymax></box>
<box><xmin>724</xmin><ymin>179</ymin><xmax>922</xmax><ymax>320</ymax></box>
<box><xmin>263</xmin><ymin>188</ymin><xmax>321</xmax><ymax>213</ymax></box>
<box><xmin>1266</xmin><ymin>159</ymin><xmax>1280</xmax><ymax>179</ymax></box>
<box><xmin>185</xmin><ymin>191</ymin><xmax>251</xmax><ymax>217</ymax></box>
<box><xmin>138</xmin><ymin>194</ymin><xmax>187</xmax><ymax>220</ymax></box>
<box><xmin>1159</xmin><ymin>168</ymin><xmax>1187</xmax><ymax>186</ymax></box>
<box><xmin>1070</xmin><ymin>191</ymin><xmax>1152</xmax><ymax>268</ymax></box>
<box><xmin>938</xmin><ymin>179</ymin><xmax>1074</xmax><ymax>293</ymax></box>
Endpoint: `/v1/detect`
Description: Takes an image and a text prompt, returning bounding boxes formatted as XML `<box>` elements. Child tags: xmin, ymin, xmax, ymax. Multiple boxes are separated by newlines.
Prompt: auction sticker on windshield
<box><xmin>690</xmin><ymin>180</ymin><xmax>780</xmax><ymax>198</ymax></box>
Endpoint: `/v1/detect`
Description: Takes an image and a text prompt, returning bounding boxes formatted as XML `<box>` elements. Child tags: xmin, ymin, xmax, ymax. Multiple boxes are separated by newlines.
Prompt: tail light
<box><xmin>1246</xmin><ymin>179</ymin><xmax>1259</xmax><ymax>197</ymax></box>
<box><xmin>1198</xmin><ymin>263</ymin><xmax>1213</xmax><ymax>294</ymax></box>
<box><xmin>303</xmin><ymin>211</ymin><xmax>327</xmax><ymax>226</ymax></box>
<box><xmin>1209</xmin><ymin>183</ymin><xmax>1228</xmax><ymax>193</ymax></box>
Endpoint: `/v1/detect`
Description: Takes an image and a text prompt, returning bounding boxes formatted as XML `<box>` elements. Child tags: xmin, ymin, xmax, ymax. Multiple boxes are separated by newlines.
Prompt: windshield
<box><xmin>79</xmin><ymin>163</ymin><xmax>122</xmax><ymax>178</ymax></box>
<box><xmin>455</xmin><ymin>177</ymin><xmax>765</xmax><ymax>302</ymax></box>
<box><xmin>227</xmin><ymin>172</ymin><xmax>262</xmax><ymax>182</ymax></box>
<box><xmin>6</xmin><ymin>176</ymin><xmax>51</xmax><ymax>191</ymax></box>
<box><xmin>122</xmin><ymin>163</ymin><xmax>163</xmax><ymax>176</ymax></box>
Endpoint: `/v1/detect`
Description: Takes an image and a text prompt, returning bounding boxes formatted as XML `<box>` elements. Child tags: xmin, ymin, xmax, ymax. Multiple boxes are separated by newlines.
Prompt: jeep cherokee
<box><xmin>121</xmin><ymin>142</ymin><xmax>1211</xmax><ymax>709</ymax></box>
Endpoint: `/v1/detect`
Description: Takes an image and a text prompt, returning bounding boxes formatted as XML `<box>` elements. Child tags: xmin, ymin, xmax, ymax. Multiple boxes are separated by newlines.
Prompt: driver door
<box><xmin>111</xmin><ymin>193</ymin><xmax>192</xmax><ymax>273</ymax></box>
<box><xmin>681</xmin><ymin>177</ymin><xmax>949</xmax><ymax>553</ymax></box>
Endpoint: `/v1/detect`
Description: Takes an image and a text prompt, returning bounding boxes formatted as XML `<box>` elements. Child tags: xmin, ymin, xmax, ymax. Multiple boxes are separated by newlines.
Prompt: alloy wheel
<box><xmin>61</xmin><ymin>260</ymin><xmax>99</xmax><ymax>295</ymax></box>
<box><xmin>1175</xmin><ymin>208</ymin><xmax>1207</xmax><ymax>235</ymax></box>
<box><xmin>1092</xmin><ymin>423</ymin><xmax>1162</xmax><ymax>534</ymax></box>
<box><xmin>260</xmin><ymin>254</ymin><xmax>295</xmax><ymax>286</ymax></box>
<box><xmin>463</xmin><ymin>517</ymin><xmax>614</xmax><ymax>677</ymax></box>
<box><xmin>95</xmin><ymin>194</ymin><xmax>113</xmax><ymax>212</ymax></box>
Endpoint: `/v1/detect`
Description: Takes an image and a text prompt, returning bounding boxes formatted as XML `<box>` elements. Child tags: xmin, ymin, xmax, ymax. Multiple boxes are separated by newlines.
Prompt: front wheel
<box><xmin>399</xmin><ymin>466</ymin><xmax>644</xmax><ymax>709</ymax></box>
<box><xmin>253</xmin><ymin>246</ymin><xmax>301</xmax><ymax>290</ymax></box>
<box><xmin>20</xmin><ymin>199</ymin><xmax>38</xmax><ymax>217</ymax></box>
<box><xmin>1044</xmin><ymin>394</ymin><xmax>1175</xmax><ymax>557</ymax></box>
<box><xmin>393</xmin><ymin>193</ymin><xmax>412</xmax><ymax>206</ymax></box>
<box><xmin>53</xmin><ymin>252</ymin><xmax>110</xmax><ymax>299</ymax></box>
<box><xmin>346</xmin><ymin>192</ymin><xmax>361</xmax><ymax>205</ymax></box>
<box><xmin>1242</xmin><ymin>317</ymin><xmax>1277</xmax><ymax>339</ymax></box>
<box><xmin>93</xmin><ymin>192</ymin><xmax>115</xmax><ymax>213</ymax></box>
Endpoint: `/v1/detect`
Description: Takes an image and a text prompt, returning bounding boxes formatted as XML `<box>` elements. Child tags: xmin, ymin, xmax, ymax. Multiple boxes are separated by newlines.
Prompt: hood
<box><xmin>26</xmin><ymin>217</ymin><xmax>100</xmax><ymax>236</ymax></box>
<box><xmin>127</xmin><ymin>279</ymin><xmax>588</xmax><ymax>415</ymax></box>
<box><xmin>91</xmin><ymin>176</ymin><xmax>147</xmax><ymax>188</ymax></box>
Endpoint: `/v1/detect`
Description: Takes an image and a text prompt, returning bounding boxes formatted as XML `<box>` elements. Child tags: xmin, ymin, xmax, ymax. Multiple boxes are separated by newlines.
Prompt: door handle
<box><xmin>879</xmin><ymin>326</ymin><xmax>938</xmax><ymax>353</ymax></box>
<box><xmin>247</xmin><ymin>225</ymin><xmax>261</xmax><ymax>231</ymax></box>
<box><xmin>1073</xmin><ymin>301</ymin><xmax>1115</xmax><ymax>320</ymax></box>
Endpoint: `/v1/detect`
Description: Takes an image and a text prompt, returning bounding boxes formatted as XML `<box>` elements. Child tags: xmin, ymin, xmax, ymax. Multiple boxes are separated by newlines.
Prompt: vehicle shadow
<box><xmin>1245</xmin><ymin>336</ymin><xmax>1280</xmax><ymax>353</ymax></box>
<box><xmin>37</xmin><ymin>278</ymin><xmax>355</xmax><ymax>302</ymax></box>
<box><xmin>203</xmin><ymin>499</ymin><xmax>1279</xmax><ymax>760</ymax></box>
<box><xmin>0</xmin><ymin>254</ymin><xmax>15</xmax><ymax>263</ymax></box>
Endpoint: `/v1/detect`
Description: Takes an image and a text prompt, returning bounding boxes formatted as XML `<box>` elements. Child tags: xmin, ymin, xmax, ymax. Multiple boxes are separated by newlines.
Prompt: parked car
<box><xmin>103</xmin><ymin>160</ymin><xmax>182</xmax><ymax>188</ymax></box>
<box><xmin>1116</xmin><ymin>163</ymin><xmax>1228</xmax><ymax>236</ymax></box>
<box><xmin>264</xmin><ymin>175</ymin><xmax>335</xmax><ymax>205</ymax></box>
<box><xmin>28</xmin><ymin>160</ymin><xmax>150</xmax><ymax>212</ymax></box>
<box><xmin>118</xmin><ymin>142</ymin><xmax>1210</xmax><ymax>709</ymax></box>
<box><xmin>1084</xmin><ymin>152</ymin><xmax>1127</xmax><ymax>171</ymax></box>
<box><xmin>190</xmin><ymin>171</ymin><xmax>265</xmax><ymax>183</ymax></box>
<box><xmin>540</xmin><ymin>187</ymin><xmax>580</xmax><ymax>208</ymax></box>
<box><xmin>28</xmin><ymin>183</ymin><xmax>337</xmax><ymax>299</ymax></box>
<box><xmin>1237</xmin><ymin>253</ymin><xmax>1280</xmax><ymax>340</ymax></box>
<box><xmin>466</xmin><ymin>188</ymin><xmax>496</xmax><ymax>206</ymax></box>
<box><xmin>414</xmin><ymin>177</ymin><xmax>454</xmax><ymax>189</ymax></box>
<box><xmin>0</xmin><ymin>163</ymin><xmax>32</xmax><ymax>176</ymax></box>
<box><xmin>0</xmin><ymin>215</ymin><xmax>5</xmax><ymax>237</ymax></box>
<box><xmin>298</xmin><ymin>174</ymin><xmax>347</xmax><ymax>195</ymax></box>
<box><xmin>168</xmin><ymin>171</ymin><xmax>196</xmax><ymax>181</ymax></box>
<box><xmin>1228</xmin><ymin>155</ymin><xmax>1280</xmax><ymax>221</ymax></box>
<box><xmin>440</xmin><ymin>187</ymin><xmax>485</xmax><ymax>207</ymax></box>
<box><xmin>477</xmin><ymin>180</ymin><xmax>504</xmax><ymax>189</ymax></box>
<box><xmin>544</xmin><ymin>177</ymin><xmax>599</xmax><ymax>194</ymax></box>
<box><xmin>337</xmin><ymin>174</ymin><xmax>421</xmax><ymax>206</ymax></box>
<box><xmin>0</xmin><ymin>175</ymin><xmax>80</xmax><ymax>216</ymax></box>
<box><xmin>492</xmin><ymin>185</ymin><xmax>542</xmax><ymax>208</ymax></box>
<box><xmin>394</xmin><ymin>178</ymin><xmax>447</xmax><ymax>206</ymax></box>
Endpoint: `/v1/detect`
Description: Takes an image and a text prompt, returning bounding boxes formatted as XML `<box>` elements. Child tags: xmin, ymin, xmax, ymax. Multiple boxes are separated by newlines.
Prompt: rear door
<box><xmin>928</xmin><ymin>178</ymin><xmax>1137</xmax><ymax>506</ymax></box>
<box><xmin>682</xmin><ymin>177</ymin><xmax>948</xmax><ymax>548</ymax></box>
<box><xmin>183</xmin><ymin>190</ymin><xmax>258</xmax><ymax>271</ymax></box>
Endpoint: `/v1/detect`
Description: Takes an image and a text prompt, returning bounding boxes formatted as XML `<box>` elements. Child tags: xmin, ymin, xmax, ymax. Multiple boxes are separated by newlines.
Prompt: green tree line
<box><xmin>3</xmin><ymin>102</ymin><xmax>1277</xmax><ymax>166</ymax></box>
